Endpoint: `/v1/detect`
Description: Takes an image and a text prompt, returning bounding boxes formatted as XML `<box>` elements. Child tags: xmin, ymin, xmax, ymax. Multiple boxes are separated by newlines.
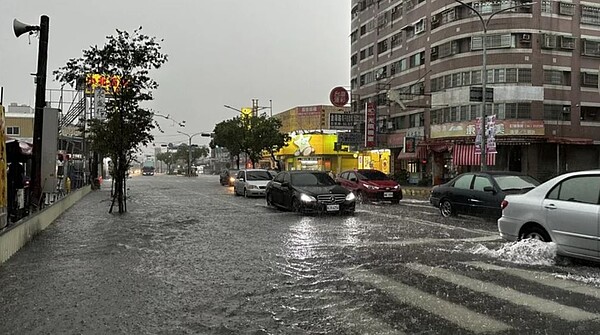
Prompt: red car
<box><xmin>336</xmin><ymin>169</ymin><xmax>402</xmax><ymax>204</ymax></box>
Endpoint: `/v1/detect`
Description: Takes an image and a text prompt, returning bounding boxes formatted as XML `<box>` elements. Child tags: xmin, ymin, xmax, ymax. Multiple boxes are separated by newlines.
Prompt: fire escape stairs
<box><xmin>59</xmin><ymin>98</ymin><xmax>85</xmax><ymax>131</ymax></box>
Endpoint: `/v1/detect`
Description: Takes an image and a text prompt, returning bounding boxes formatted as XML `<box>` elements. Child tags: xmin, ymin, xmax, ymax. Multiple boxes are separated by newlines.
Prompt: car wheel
<box><xmin>234</xmin><ymin>187</ymin><xmax>240</xmax><ymax>196</ymax></box>
<box><xmin>266</xmin><ymin>192</ymin><xmax>273</xmax><ymax>207</ymax></box>
<box><xmin>292</xmin><ymin>197</ymin><xmax>303</xmax><ymax>213</ymax></box>
<box><xmin>520</xmin><ymin>226</ymin><xmax>551</xmax><ymax>242</ymax></box>
<box><xmin>440</xmin><ymin>199</ymin><xmax>455</xmax><ymax>218</ymax></box>
<box><xmin>356</xmin><ymin>191</ymin><xmax>366</xmax><ymax>204</ymax></box>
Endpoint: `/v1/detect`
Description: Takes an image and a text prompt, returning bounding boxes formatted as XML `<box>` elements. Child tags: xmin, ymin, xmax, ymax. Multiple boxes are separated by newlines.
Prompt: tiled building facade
<box><xmin>351</xmin><ymin>0</ymin><xmax>600</xmax><ymax>183</ymax></box>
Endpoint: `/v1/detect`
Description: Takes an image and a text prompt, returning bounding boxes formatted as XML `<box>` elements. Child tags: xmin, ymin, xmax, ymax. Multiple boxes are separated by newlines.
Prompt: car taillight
<box><xmin>500</xmin><ymin>200</ymin><xmax>508</xmax><ymax>210</ymax></box>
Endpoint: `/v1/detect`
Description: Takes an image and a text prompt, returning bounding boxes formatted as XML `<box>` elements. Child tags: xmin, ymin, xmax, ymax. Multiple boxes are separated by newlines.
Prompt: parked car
<box><xmin>337</xmin><ymin>169</ymin><xmax>402</xmax><ymax>204</ymax></box>
<box><xmin>265</xmin><ymin>170</ymin><xmax>356</xmax><ymax>215</ymax></box>
<box><xmin>233</xmin><ymin>169</ymin><xmax>273</xmax><ymax>197</ymax></box>
<box><xmin>498</xmin><ymin>170</ymin><xmax>600</xmax><ymax>261</ymax></box>
<box><xmin>429</xmin><ymin>171</ymin><xmax>540</xmax><ymax>219</ymax></box>
<box><xmin>219</xmin><ymin>169</ymin><xmax>238</xmax><ymax>186</ymax></box>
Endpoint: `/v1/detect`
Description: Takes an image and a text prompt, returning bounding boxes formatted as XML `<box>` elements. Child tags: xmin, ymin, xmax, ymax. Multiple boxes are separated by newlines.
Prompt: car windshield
<box><xmin>246</xmin><ymin>171</ymin><xmax>272</xmax><ymax>181</ymax></box>
<box><xmin>291</xmin><ymin>173</ymin><xmax>336</xmax><ymax>186</ymax></box>
<box><xmin>493</xmin><ymin>175</ymin><xmax>540</xmax><ymax>191</ymax></box>
<box><xmin>358</xmin><ymin>170</ymin><xmax>389</xmax><ymax>180</ymax></box>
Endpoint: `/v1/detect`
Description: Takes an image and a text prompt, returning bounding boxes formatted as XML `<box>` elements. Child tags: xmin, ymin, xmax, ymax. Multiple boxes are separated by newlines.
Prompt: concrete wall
<box><xmin>0</xmin><ymin>185</ymin><xmax>92</xmax><ymax>264</ymax></box>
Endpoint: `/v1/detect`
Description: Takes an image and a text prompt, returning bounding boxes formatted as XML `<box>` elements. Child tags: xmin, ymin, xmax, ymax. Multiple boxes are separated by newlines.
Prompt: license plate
<box><xmin>384</xmin><ymin>192</ymin><xmax>394</xmax><ymax>198</ymax></box>
<box><xmin>326</xmin><ymin>204</ymin><xmax>340</xmax><ymax>211</ymax></box>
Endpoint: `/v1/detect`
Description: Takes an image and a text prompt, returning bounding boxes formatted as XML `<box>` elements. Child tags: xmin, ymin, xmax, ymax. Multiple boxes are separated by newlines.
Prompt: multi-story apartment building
<box><xmin>351</xmin><ymin>0</ymin><xmax>600</xmax><ymax>183</ymax></box>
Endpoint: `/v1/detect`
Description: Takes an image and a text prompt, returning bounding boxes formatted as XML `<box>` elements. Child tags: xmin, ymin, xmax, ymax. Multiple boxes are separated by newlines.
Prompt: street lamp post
<box><xmin>177</xmin><ymin>131</ymin><xmax>212</xmax><ymax>176</ymax></box>
<box><xmin>454</xmin><ymin>0</ymin><xmax>534</xmax><ymax>171</ymax></box>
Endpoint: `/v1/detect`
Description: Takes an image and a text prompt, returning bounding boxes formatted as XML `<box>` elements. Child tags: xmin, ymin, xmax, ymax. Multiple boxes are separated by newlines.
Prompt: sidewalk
<box><xmin>402</xmin><ymin>186</ymin><xmax>431</xmax><ymax>200</ymax></box>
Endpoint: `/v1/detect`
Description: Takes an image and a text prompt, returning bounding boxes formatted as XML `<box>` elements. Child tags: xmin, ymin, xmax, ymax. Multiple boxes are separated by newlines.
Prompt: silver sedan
<box><xmin>498</xmin><ymin>169</ymin><xmax>600</xmax><ymax>262</ymax></box>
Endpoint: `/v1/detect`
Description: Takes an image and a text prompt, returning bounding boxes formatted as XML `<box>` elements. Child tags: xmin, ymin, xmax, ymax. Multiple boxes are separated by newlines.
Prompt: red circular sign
<box><xmin>329</xmin><ymin>87</ymin><xmax>349</xmax><ymax>107</ymax></box>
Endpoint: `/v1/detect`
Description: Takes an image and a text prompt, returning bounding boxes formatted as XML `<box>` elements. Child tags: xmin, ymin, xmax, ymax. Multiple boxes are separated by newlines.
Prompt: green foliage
<box><xmin>212</xmin><ymin>114</ymin><xmax>289</xmax><ymax>168</ymax></box>
<box><xmin>175</xmin><ymin>144</ymin><xmax>209</xmax><ymax>165</ymax></box>
<box><xmin>53</xmin><ymin>27</ymin><xmax>167</xmax><ymax>213</ymax></box>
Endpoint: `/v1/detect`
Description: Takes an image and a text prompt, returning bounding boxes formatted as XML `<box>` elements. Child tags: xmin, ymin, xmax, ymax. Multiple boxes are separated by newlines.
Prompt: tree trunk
<box><xmin>110</xmin><ymin>154</ymin><xmax>127</xmax><ymax>214</ymax></box>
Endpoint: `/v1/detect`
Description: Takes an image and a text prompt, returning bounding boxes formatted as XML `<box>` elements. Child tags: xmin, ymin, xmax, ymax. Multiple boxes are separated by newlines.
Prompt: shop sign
<box><xmin>338</xmin><ymin>132</ymin><xmax>364</xmax><ymax>145</ymax></box>
<box><xmin>431</xmin><ymin>119</ymin><xmax>545</xmax><ymax>138</ymax></box>
<box><xmin>85</xmin><ymin>73</ymin><xmax>122</xmax><ymax>95</ymax></box>
<box><xmin>387</xmin><ymin>133</ymin><xmax>405</xmax><ymax>148</ymax></box>
<box><xmin>329</xmin><ymin>113</ymin><xmax>363</xmax><ymax>129</ymax></box>
<box><xmin>365</xmin><ymin>102</ymin><xmax>376</xmax><ymax>147</ymax></box>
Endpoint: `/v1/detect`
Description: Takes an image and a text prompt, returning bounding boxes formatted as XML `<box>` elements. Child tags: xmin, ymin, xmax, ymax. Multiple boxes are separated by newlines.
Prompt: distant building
<box><xmin>5</xmin><ymin>103</ymin><xmax>34</xmax><ymax>141</ymax></box>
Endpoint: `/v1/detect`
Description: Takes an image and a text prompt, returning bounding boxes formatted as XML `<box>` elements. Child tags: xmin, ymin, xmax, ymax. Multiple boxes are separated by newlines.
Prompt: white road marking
<box><xmin>324</xmin><ymin>294</ymin><xmax>406</xmax><ymax>335</ymax></box>
<box><xmin>341</xmin><ymin>268</ymin><xmax>512</xmax><ymax>333</ymax></box>
<box><xmin>465</xmin><ymin>261</ymin><xmax>600</xmax><ymax>299</ymax></box>
<box><xmin>358</xmin><ymin>209</ymin><xmax>494</xmax><ymax>235</ymax></box>
<box><xmin>406</xmin><ymin>263</ymin><xmax>600</xmax><ymax>322</ymax></box>
<box><xmin>374</xmin><ymin>235</ymin><xmax>501</xmax><ymax>247</ymax></box>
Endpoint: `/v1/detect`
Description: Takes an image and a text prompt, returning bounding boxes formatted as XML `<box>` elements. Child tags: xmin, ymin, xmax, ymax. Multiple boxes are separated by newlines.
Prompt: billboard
<box><xmin>365</xmin><ymin>102</ymin><xmax>376</xmax><ymax>147</ymax></box>
<box><xmin>430</xmin><ymin>119</ymin><xmax>545</xmax><ymax>139</ymax></box>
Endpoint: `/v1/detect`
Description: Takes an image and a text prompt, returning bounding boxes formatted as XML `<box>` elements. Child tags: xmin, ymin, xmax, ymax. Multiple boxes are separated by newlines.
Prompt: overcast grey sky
<box><xmin>1</xmin><ymin>0</ymin><xmax>350</xmax><ymax>148</ymax></box>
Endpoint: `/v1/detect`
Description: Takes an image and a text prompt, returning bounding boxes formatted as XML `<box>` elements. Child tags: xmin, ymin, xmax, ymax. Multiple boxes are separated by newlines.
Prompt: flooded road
<box><xmin>1</xmin><ymin>174</ymin><xmax>600</xmax><ymax>334</ymax></box>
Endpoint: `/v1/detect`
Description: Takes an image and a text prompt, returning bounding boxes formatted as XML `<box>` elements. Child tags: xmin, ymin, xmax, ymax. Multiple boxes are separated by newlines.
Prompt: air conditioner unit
<box><xmin>522</xmin><ymin>33</ymin><xmax>531</xmax><ymax>40</ymax></box>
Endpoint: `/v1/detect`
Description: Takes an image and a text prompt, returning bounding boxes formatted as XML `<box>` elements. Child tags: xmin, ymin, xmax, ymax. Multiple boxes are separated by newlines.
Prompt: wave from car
<box><xmin>266</xmin><ymin>170</ymin><xmax>355</xmax><ymax>215</ymax></box>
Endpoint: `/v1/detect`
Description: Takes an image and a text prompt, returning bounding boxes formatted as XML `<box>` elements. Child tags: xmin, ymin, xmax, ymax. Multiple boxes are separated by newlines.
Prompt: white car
<box><xmin>233</xmin><ymin>169</ymin><xmax>273</xmax><ymax>197</ymax></box>
<box><xmin>498</xmin><ymin>170</ymin><xmax>600</xmax><ymax>262</ymax></box>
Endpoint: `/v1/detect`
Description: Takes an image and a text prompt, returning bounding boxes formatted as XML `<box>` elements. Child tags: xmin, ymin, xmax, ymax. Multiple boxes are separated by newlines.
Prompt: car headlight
<box><xmin>362</xmin><ymin>183</ymin><xmax>379</xmax><ymax>190</ymax></box>
<box><xmin>393</xmin><ymin>185</ymin><xmax>400</xmax><ymax>190</ymax></box>
<box><xmin>345</xmin><ymin>192</ymin><xmax>356</xmax><ymax>201</ymax></box>
<box><xmin>300</xmin><ymin>193</ymin><xmax>316</xmax><ymax>202</ymax></box>
<box><xmin>229</xmin><ymin>177</ymin><xmax>235</xmax><ymax>182</ymax></box>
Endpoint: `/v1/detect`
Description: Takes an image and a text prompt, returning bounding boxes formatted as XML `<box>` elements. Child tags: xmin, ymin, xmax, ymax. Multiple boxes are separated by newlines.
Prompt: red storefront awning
<box><xmin>453</xmin><ymin>144</ymin><xmax>496</xmax><ymax>166</ymax></box>
<box><xmin>397</xmin><ymin>147</ymin><xmax>428</xmax><ymax>160</ymax></box>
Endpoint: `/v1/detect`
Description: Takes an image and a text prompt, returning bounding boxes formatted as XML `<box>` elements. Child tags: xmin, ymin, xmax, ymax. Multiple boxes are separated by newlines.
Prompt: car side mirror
<box><xmin>483</xmin><ymin>186</ymin><xmax>496</xmax><ymax>194</ymax></box>
<box><xmin>281</xmin><ymin>181</ymin><xmax>290</xmax><ymax>188</ymax></box>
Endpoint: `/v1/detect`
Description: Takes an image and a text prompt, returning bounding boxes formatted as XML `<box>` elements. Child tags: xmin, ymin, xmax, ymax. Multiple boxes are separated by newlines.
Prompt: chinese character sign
<box><xmin>474</xmin><ymin>117</ymin><xmax>483</xmax><ymax>154</ymax></box>
<box><xmin>486</xmin><ymin>114</ymin><xmax>497</xmax><ymax>154</ymax></box>
<box><xmin>365</xmin><ymin>102</ymin><xmax>377</xmax><ymax>147</ymax></box>
<box><xmin>85</xmin><ymin>73</ymin><xmax>122</xmax><ymax>95</ymax></box>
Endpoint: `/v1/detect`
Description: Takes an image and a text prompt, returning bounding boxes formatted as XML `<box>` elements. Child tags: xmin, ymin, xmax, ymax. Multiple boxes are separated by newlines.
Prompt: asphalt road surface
<box><xmin>1</xmin><ymin>174</ymin><xmax>600</xmax><ymax>334</ymax></box>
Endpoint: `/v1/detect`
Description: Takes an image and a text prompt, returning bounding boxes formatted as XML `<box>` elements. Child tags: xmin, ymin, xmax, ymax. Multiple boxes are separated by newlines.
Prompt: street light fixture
<box><xmin>454</xmin><ymin>0</ymin><xmax>535</xmax><ymax>171</ymax></box>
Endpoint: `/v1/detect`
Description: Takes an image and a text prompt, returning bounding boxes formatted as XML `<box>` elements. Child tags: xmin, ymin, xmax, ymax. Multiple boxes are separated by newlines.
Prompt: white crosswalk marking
<box><xmin>406</xmin><ymin>263</ymin><xmax>600</xmax><ymax>322</ymax></box>
<box><xmin>465</xmin><ymin>261</ymin><xmax>600</xmax><ymax>299</ymax></box>
<box><xmin>341</xmin><ymin>268</ymin><xmax>513</xmax><ymax>333</ymax></box>
<box><xmin>325</xmin><ymin>297</ymin><xmax>407</xmax><ymax>335</ymax></box>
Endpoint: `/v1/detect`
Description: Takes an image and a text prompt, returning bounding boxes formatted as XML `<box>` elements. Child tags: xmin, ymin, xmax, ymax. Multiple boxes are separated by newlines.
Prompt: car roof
<box><xmin>241</xmin><ymin>169</ymin><xmax>269</xmax><ymax>172</ymax></box>
<box><xmin>287</xmin><ymin>170</ymin><xmax>328</xmax><ymax>174</ymax></box>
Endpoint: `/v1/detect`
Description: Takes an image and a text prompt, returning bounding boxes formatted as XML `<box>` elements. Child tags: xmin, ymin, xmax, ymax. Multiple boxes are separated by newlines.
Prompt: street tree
<box><xmin>211</xmin><ymin>117</ymin><xmax>244</xmax><ymax>169</ymax></box>
<box><xmin>175</xmin><ymin>144</ymin><xmax>209</xmax><ymax>168</ymax></box>
<box><xmin>156</xmin><ymin>151</ymin><xmax>177</xmax><ymax>174</ymax></box>
<box><xmin>54</xmin><ymin>27</ymin><xmax>168</xmax><ymax>213</ymax></box>
<box><xmin>212</xmin><ymin>115</ymin><xmax>288</xmax><ymax>169</ymax></box>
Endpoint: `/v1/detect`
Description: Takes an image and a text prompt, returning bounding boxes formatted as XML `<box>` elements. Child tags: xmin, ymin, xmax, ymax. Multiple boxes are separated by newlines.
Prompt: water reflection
<box><xmin>340</xmin><ymin>216</ymin><xmax>363</xmax><ymax>246</ymax></box>
<box><xmin>284</xmin><ymin>217</ymin><xmax>319</xmax><ymax>261</ymax></box>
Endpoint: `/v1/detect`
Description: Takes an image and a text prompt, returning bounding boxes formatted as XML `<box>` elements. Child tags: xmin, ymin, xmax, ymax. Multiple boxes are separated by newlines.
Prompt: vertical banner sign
<box><xmin>365</xmin><ymin>102</ymin><xmax>377</xmax><ymax>147</ymax></box>
<box><xmin>0</xmin><ymin>105</ymin><xmax>7</xmax><ymax>229</ymax></box>
<box><xmin>94</xmin><ymin>87</ymin><xmax>106</xmax><ymax>120</ymax></box>
<box><xmin>474</xmin><ymin>116</ymin><xmax>483</xmax><ymax>154</ymax></box>
<box><xmin>486</xmin><ymin>114</ymin><xmax>497</xmax><ymax>154</ymax></box>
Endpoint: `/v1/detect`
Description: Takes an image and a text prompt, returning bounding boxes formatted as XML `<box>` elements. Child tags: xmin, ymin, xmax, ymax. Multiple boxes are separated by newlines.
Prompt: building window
<box><xmin>472</xmin><ymin>34</ymin><xmax>513</xmax><ymax>50</ymax></box>
<box><xmin>391</xmin><ymin>33</ymin><xmax>402</xmax><ymax>49</ymax></box>
<box><xmin>6</xmin><ymin>126</ymin><xmax>19</xmax><ymax>135</ymax></box>
<box><xmin>541</xmin><ymin>0</ymin><xmax>553</xmax><ymax>13</ymax></box>
<box><xmin>377</xmin><ymin>39</ymin><xmax>389</xmax><ymax>54</ymax></box>
<box><xmin>360</xmin><ymin>49</ymin><xmax>366</xmax><ymax>60</ymax></box>
<box><xmin>518</xmin><ymin>68</ymin><xmax>532</xmax><ymax>83</ymax></box>
<box><xmin>544</xmin><ymin>104</ymin><xmax>570</xmax><ymax>120</ymax></box>
<box><xmin>583</xmin><ymin>39</ymin><xmax>600</xmax><ymax>57</ymax></box>
<box><xmin>391</xmin><ymin>5</ymin><xmax>403</xmax><ymax>21</ymax></box>
<box><xmin>409</xmin><ymin>112</ymin><xmax>423</xmax><ymax>127</ymax></box>
<box><xmin>582</xmin><ymin>6</ymin><xmax>600</xmax><ymax>25</ymax></box>
<box><xmin>559</xmin><ymin>2</ymin><xmax>575</xmax><ymax>16</ymax></box>
<box><xmin>360</xmin><ymin>24</ymin><xmax>367</xmax><ymax>36</ymax></box>
<box><xmin>414</xmin><ymin>19</ymin><xmax>426</xmax><ymax>34</ymax></box>
<box><xmin>441</xmin><ymin>8</ymin><xmax>456</xmax><ymax>23</ymax></box>
<box><xmin>582</xmin><ymin>73</ymin><xmax>599</xmax><ymax>87</ymax></box>
<box><xmin>544</xmin><ymin>70</ymin><xmax>570</xmax><ymax>85</ymax></box>
<box><xmin>581</xmin><ymin>106</ymin><xmax>600</xmax><ymax>122</ymax></box>
<box><xmin>367</xmin><ymin>46</ymin><xmax>374</xmax><ymax>57</ymax></box>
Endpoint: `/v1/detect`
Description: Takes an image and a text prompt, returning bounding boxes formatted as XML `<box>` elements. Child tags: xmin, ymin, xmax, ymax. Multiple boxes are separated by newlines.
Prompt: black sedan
<box><xmin>266</xmin><ymin>171</ymin><xmax>356</xmax><ymax>215</ymax></box>
<box><xmin>429</xmin><ymin>171</ymin><xmax>540</xmax><ymax>219</ymax></box>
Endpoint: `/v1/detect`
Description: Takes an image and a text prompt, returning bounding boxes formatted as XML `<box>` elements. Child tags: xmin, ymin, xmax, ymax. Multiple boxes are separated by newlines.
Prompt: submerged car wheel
<box><xmin>440</xmin><ymin>199</ymin><xmax>455</xmax><ymax>218</ymax></box>
<box><xmin>520</xmin><ymin>226</ymin><xmax>551</xmax><ymax>242</ymax></box>
<box><xmin>292</xmin><ymin>197</ymin><xmax>303</xmax><ymax>213</ymax></box>
<box><xmin>356</xmin><ymin>191</ymin><xmax>366</xmax><ymax>204</ymax></box>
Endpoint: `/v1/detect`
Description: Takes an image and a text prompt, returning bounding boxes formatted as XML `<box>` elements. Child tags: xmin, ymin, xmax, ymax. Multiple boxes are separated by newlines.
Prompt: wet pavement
<box><xmin>1</xmin><ymin>174</ymin><xmax>600</xmax><ymax>334</ymax></box>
